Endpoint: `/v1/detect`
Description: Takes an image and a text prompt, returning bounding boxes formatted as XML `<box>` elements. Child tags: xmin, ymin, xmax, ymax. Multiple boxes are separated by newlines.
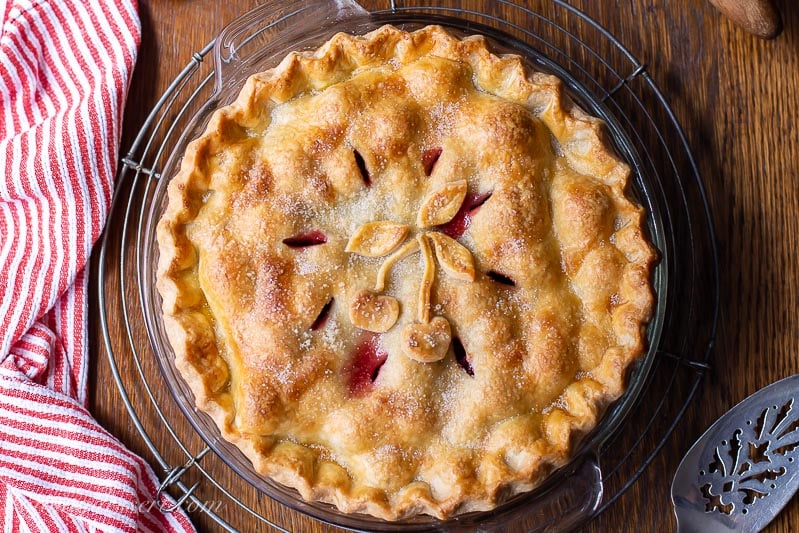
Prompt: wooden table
<box><xmin>89</xmin><ymin>0</ymin><xmax>799</xmax><ymax>531</ymax></box>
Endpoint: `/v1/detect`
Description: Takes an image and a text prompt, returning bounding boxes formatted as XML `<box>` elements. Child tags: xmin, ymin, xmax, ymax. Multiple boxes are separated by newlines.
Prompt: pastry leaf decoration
<box><xmin>427</xmin><ymin>232</ymin><xmax>475</xmax><ymax>282</ymax></box>
<box><xmin>345</xmin><ymin>221</ymin><xmax>409</xmax><ymax>257</ymax></box>
<box><xmin>417</xmin><ymin>179</ymin><xmax>467</xmax><ymax>227</ymax></box>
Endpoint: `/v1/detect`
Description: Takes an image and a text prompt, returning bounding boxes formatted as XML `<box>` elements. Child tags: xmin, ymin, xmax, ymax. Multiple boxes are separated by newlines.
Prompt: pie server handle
<box><xmin>706</xmin><ymin>0</ymin><xmax>782</xmax><ymax>39</ymax></box>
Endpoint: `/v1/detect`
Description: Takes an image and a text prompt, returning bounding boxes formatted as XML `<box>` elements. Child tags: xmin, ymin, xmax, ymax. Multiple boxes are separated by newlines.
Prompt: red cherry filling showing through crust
<box><xmin>436</xmin><ymin>191</ymin><xmax>493</xmax><ymax>239</ymax></box>
<box><xmin>452</xmin><ymin>337</ymin><xmax>474</xmax><ymax>376</ymax></box>
<box><xmin>486</xmin><ymin>270</ymin><xmax>516</xmax><ymax>287</ymax></box>
<box><xmin>282</xmin><ymin>230</ymin><xmax>327</xmax><ymax>248</ymax></box>
<box><xmin>422</xmin><ymin>147</ymin><xmax>442</xmax><ymax>176</ymax></box>
<box><xmin>346</xmin><ymin>333</ymin><xmax>388</xmax><ymax>397</ymax></box>
<box><xmin>310</xmin><ymin>298</ymin><xmax>334</xmax><ymax>331</ymax></box>
<box><xmin>353</xmin><ymin>149</ymin><xmax>371</xmax><ymax>186</ymax></box>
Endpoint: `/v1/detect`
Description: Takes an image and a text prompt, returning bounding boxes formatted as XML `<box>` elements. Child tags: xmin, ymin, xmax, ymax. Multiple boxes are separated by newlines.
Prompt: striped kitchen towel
<box><xmin>1</xmin><ymin>1</ymin><xmax>194</xmax><ymax>531</ymax></box>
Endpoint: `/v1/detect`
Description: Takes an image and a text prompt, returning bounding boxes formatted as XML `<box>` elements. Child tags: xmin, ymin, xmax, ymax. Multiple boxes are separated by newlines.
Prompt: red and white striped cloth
<box><xmin>1</xmin><ymin>1</ymin><xmax>194</xmax><ymax>531</ymax></box>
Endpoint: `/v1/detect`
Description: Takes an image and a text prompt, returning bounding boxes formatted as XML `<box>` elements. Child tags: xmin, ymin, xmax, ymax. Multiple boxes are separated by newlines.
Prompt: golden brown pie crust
<box><xmin>156</xmin><ymin>25</ymin><xmax>655</xmax><ymax>520</ymax></box>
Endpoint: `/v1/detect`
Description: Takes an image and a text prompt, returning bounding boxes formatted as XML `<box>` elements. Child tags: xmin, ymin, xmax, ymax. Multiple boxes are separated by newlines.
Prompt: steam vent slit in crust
<box><xmin>156</xmin><ymin>25</ymin><xmax>655</xmax><ymax>520</ymax></box>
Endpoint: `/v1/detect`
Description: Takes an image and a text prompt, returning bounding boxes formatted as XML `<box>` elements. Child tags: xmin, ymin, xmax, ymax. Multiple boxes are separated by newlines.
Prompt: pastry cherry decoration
<box><xmin>310</xmin><ymin>298</ymin><xmax>334</xmax><ymax>331</ymax></box>
<box><xmin>347</xmin><ymin>333</ymin><xmax>388</xmax><ymax>397</ymax></box>
<box><xmin>452</xmin><ymin>337</ymin><xmax>474</xmax><ymax>376</ymax></box>
<box><xmin>344</xmin><ymin>159</ymin><xmax>499</xmax><ymax>372</ymax></box>
<box><xmin>436</xmin><ymin>191</ymin><xmax>493</xmax><ymax>239</ymax></box>
<box><xmin>282</xmin><ymin>230</ymin><xmax>327</xmax><ymax>248</ymax></box>
<box><xmin>422</xmin><ymin>147</ymin><xmax>442</xmax><ymax>176</ymax></box>
<box><xmin>486</xmin><ymin>270</ymin><xmax>516</xmax><ymax>287</ymax></box>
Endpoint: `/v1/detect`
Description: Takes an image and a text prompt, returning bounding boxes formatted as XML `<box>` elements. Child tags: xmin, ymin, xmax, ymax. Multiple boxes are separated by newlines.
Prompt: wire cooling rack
<box><xmin>97</xmin><ymin>1</ymin><xmax>720</xmax><ymax>531</ymax></box>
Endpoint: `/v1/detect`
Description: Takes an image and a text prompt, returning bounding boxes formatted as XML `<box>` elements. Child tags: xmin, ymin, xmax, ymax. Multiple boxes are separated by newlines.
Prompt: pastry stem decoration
<box><xmin>417</xmin><ymin>234</ymin><xmax>435</xmax><ymax>325</ymax></box>
<box><xmin>375</xmin><ymin>239</ymin><xmax>420</xmax><ymax>292</ymax></box>
<box><xmin>345</xmin><ymin>179</ymin><xmax>476</xmax><ymax>362</ymax></box>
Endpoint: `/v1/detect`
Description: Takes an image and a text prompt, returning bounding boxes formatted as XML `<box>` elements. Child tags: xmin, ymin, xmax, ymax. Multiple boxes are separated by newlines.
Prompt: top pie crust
<box><xmin>156</xmin><ymin>25</ymin><xmax>655</xmax><ymax>520</ymax></box>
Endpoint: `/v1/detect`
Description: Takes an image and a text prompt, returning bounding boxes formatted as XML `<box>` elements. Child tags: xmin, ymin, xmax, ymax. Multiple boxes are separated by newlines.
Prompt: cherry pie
<box><xmin>156</xmin><ymin>25</ymin><xmax>655</xmax><ymax>520</ymax></box>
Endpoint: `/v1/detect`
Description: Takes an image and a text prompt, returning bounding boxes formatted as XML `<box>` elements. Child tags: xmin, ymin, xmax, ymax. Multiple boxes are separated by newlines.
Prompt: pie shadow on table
<box><xmin>585</xmin><ymin>59</ymin><xmax>721</xmax><ymax>531</ymax></box>
<box><xmin>656</xmin><ymin>51</ymin><xmax>770</xmax><ymax>436</ymax></box>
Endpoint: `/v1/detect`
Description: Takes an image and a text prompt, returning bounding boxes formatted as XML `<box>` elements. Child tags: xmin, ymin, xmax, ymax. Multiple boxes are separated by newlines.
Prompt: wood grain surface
<box><xmin>88</xmin><ymin>0</ymin><xmax>799</xmax><ymax>531</ymax></box>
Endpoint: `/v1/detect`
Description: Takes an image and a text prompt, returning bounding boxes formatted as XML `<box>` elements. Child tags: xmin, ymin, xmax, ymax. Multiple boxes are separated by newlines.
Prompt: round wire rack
<box><xmin>97</xmin><ymin>1</ymin><xmax>719</xmax><ymax>531</ymax></box>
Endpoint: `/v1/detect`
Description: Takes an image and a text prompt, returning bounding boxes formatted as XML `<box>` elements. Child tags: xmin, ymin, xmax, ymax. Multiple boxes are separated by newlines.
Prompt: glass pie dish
<box><xmin>138</xmin><ymin>0</ymin><xmax>672</xmax><ymax>530</ymax></box>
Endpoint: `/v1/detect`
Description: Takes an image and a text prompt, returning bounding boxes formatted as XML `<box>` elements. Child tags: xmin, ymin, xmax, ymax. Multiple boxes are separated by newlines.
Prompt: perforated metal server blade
<box><xmin>672</xmin><ymin>374</ymin><xmax>799</xmax><ymax>532</ymax></box>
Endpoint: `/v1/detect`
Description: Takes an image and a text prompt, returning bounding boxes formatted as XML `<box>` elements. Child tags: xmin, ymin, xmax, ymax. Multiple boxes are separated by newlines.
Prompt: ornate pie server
<box><xmin>672</xmin><ymin>374</ymin><xmax>799</xmax><ymax>532</ymax></box>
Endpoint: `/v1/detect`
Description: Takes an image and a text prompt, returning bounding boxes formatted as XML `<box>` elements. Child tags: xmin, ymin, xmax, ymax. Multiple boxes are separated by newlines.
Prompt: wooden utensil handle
<box><xmin>707</xmin><ymin>0</ymin><xmax>782</xmax><ymax>39</ymax></box>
